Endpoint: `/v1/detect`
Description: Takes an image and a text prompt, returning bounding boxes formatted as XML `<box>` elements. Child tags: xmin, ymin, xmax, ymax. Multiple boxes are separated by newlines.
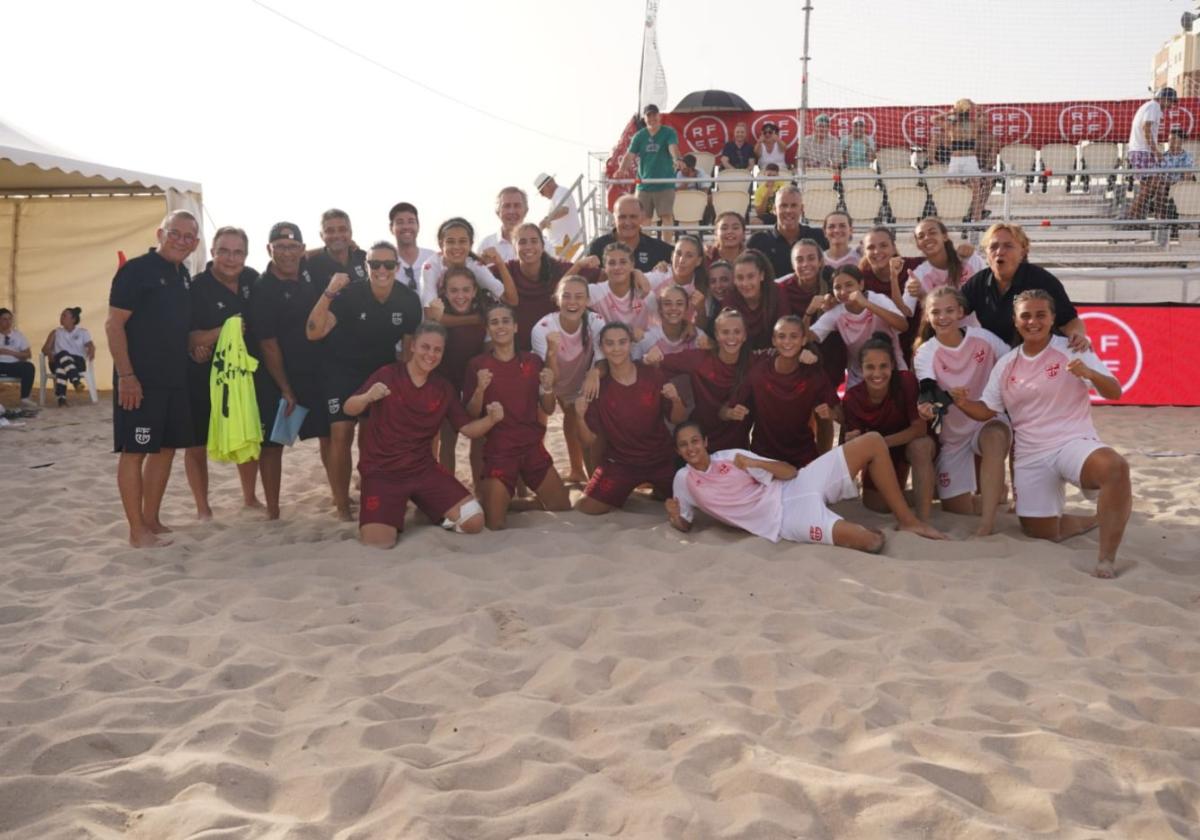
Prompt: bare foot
<box><xmin>974</xmin><ymin>522</ymin><xmax>996</xmax><ymax>537</ymax></box>
<box><xmin>144</xmin><ymin>520</ymin><xmax>173</xmax><ymax>535</ymax></box>
<box><xmin>243</xmin><ymin>497</ymin><xmax>264</xmax><ymax>509</ymax></box>
<box><xmin>1093</xmin><ymin>558</ymin><xmax>1117</xmax><ymax>579</ymax></box>
<box><xmin>265</xmin><ymin>506</ymin><xmax>281</xmax><ymax>521</ymax></box>
<box><xmin>196</xmin><ymin>507</ymin><xmax>213</xmax><ymax>521</ymax></box>
<box><xmin>129</xmin><ymin>530</ymin><xmax>172</xmax><ymax>548</ymax></box>
<box><xmin>335</xmin><ymin>507</ymin><xmax>354</xmax><ymax>522</ymax></box>
<box><xmin>897</xmin><ymin>519</ymin><xmax>950</xmax><ymax>540</ymax></box>
<box><xmin>564</xmin><ymin>471</ymin><xmax>587</xmax><ymax>484</ymax></box>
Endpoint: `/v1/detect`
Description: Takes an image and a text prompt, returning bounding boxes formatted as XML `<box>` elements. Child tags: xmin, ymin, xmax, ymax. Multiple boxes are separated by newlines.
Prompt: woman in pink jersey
<box><xmin>822</xmin><ymin>211</ymin><xmax>859</xmax><ymax>272</ymax></box>
<box><xmin>953</xmin><ymin>289</ymin><xmax>1130</xmax><ymax>578</ymax></box>
<box><xmin>418</xmin><ymin>217</ymin><xmax>516</xmax><ymax>313</ymax></box>
<box><xmin>466</xmin><ymin>302</ymin><xmax>570</xmax><ymax>529</ymax></box>
<box><xmin>531</xmin><ymin>275</ymin><xmax>607</xmax><ymax>482</ymax></box>
<box><xmin>575</xmin><ymin>322</ymin><xmax>687</xmax><ymax>514</ymax></box>
<box><xmin>667</xmin><ymin>421</ymin><xmax>946</xmax><ymax>550</ymax></box>
<box><xmin>841</xmin><ymin>333</ymin><xmax>933</xmax><ymax>516</ymax></box>
<box><xmin>901</xmin><ymin>217</ymin><xmax>984</xmax><ymax>324</ymax></box>
<box><xmin>912</xmin><ymin>286</ymin><xmax>1012</xmax><ymax>535</ymax></box>
<box><xmin>808</xmin><ymin>265</ymin><xmax>908</xmax><ymax>387</ymax></box>
<box><xmin>635</xmin><ymin>285</ymin><xmax>709</xmax><ymax>358</ymax></box>
<box><xmin>588</xmin><ymin>242</ymin><xmax>656</xmax><ymax>334</ymax></box>
<box><xmin>345</xmin><ymin>322</ymin><xmax>504</xmax><ymax>549</ymax></box>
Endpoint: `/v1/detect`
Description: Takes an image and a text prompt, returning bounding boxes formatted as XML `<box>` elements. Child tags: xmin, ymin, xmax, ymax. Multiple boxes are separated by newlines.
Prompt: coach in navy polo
<box><xmin>106</xmin><ymin>209</ymin><xmax>200</xmax><ymax>548</ymax></box>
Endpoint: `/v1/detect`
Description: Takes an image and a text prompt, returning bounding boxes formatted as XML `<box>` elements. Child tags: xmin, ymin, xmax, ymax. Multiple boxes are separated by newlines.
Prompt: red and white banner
<box><xmin>1078</xmin><ymin>304</ymin><xmax>1200</xmax><ymax>406</ymax></box>
<box><xmin>665</xmin><ymin>99</ymin><xmax>1200</xmax><ymax>158</ymax></box>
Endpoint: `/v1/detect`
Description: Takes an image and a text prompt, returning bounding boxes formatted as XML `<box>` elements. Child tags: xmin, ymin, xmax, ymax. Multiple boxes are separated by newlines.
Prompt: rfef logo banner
<box><xmin>1077</xmin><ymin>304</ymin><xmax>1199</xmax><ymax>406</ymax></box>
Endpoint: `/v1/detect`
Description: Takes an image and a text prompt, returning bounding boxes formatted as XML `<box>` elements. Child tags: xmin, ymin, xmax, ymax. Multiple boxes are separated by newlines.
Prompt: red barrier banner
<box><xmin>662</xmin><ymin>99</ymin><xmax>1200</xmax><ymax>159</ymax></box>
<box><xmin>1077</xmin><ymin>304</ymin><xmax>1200</xmax><ymax>406</ymax></box>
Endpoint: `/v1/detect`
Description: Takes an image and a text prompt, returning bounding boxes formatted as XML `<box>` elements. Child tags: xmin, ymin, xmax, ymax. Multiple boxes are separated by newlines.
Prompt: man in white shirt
<box><xmin>388</xmin><ymin>202</ymin><xmax>437</xmax><ymax>295</ymax></box>
<box><xmin>1127</xmin><ymin>87</ymin><xmax>1177</xmax><ymax>220</ymax></box>
<box><xmin>479</xmin><ymin>187</ymin><xmax>528</xmax><ymax>262</ymax></box>
<box><xmin>535</xmin><ymin>173</ymin><xmax>582</xmax><ymax>259</ymax></box>
<box><xmin>0</xmin><ymin>307</ymin><xmax>36</xmax><ymax>407</ymax></box>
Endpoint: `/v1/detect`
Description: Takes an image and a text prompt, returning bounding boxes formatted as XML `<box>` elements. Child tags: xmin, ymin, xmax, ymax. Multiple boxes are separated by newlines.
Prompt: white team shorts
<box><xmin>935</xmin><ymin>419</ymin><xmax>1009</xmax><ymax>500</ymax></box>
<box><xmin>778</xmin><ymin>448</ymin><xmax>859</xmax><ymax>544</ymax></box>
<box><xmin>947</xmin><ymin>155</ymin><xmax>982</xmax><ymax>176</ymax></box>
<box><xmin>1013</xmin><ymin>437</ymin><xmax>1107</xmax><ymax>518</ymax></box>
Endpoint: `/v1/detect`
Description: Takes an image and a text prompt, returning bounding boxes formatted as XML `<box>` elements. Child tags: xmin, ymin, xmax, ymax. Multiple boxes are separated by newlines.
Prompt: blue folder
<box><xmin>269</xmin><ymin>398</ymin><xmax>309</xmax><ymax>446</ymax></box>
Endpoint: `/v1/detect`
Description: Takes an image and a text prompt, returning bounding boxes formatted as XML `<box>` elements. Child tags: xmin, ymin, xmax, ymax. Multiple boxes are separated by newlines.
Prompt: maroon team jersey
<box><xmin>726</xmin><ymin>290</ymin><xmax>793</xmax><ymax>351</ymax></box>
<box><xmin>354</xmin><ymin>363</ymin><xmax>472</xmax><ymax>476</ymax></box>
<box><xmin>660</xmin><ymin>349</ymin><xmax>752</xmax><ymax>451</ymax></box>
<box><xmin>748</xmin><ymin>353</ymin><xmax>838</xmax><ymax>467</ymax></box>
<box><xmin>436</xmin><ymin>320</ymin><xmax>488</xmax><ymax>392</ymax></box>
<box><xmin>464</xmin><ymin>350</ymin><xmax>546</xmax><ymax>456</ymax></box>
<box><xmin>584</xmin><ymin>363</ymin><xmax>675</xmax><ymax>468</ymax></box>
<box><xmin>841</xmin><ymin>370</ymin><xmax>920</xmax><ymax>438</ymax></box>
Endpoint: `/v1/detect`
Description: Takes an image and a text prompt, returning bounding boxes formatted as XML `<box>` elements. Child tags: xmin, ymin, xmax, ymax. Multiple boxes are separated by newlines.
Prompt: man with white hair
<box><xmin>586</xmin><ymin>193</ymin><xmax>673</xmax><ymax>271</ymax></box>
<box><xmin>534</xmin><ymin>173</ymin><xmax>581</xmax><ymax>258</ymax></box>
<box><xmin>106</xmin><ymin>209</ymin><xmax>201</xmax><ymax>548</ymax></box>
<box><xmin>479</xmin><ymin>186</ymin><xmax>528</xmax><ymax>262</ymax></box>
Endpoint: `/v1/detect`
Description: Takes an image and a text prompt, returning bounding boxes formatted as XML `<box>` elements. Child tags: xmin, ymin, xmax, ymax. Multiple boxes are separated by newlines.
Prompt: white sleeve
<box><xmin>634</xmin><ymin>327</ymin><xmax>662</xmax><ymax>360</ymax></box>
<box><xmin>645</xmin><ymin>269</ymin><xmax>673</xmax><ymax>291</ymax></box>
<box><xmin>588</xmin><ymin>281</ymin><xmax>609</xmax><ymax>305</ymax></box>
<box><xmin>809</xmin><ymin>307</ymin><xmax>839</xmax><ymax>340</ymax></box>
<box><xmin>589</xmin><ymin>313</ymin><xmax>606</xmax><ymax>355</ymax></box>
<box><xmin>419</xmin><ymin>258</ymin><xmax>440</xmax><ymax>306</ymax></box>
<box><xmin>902</xmin><ymin>291</ymin><xmax>919</xmax><ymax>314</ymax></box>
<box><xmin>965</xmin><ymin>253</ymin><xmax>986</xmax><ymax>275</ymax></box>
<box><xmin>715</xmin><ymin>449</ymin><xmax>775</xmax><ymax>485</ymax></box>
<box><xmin>11</xmin><ymin>330</ymin><xmax>30</xmax><ymax>352</ymax></box>
<box><xmin>981</xmin><ymin>352</ymin><xmax>1012</xmax><ymax>413</ymax></box>
<box><xmin>468</xmin><ymin>259</ymin><xmax>505</xmax><ymax>298</ymax></box>
<box><xmin>80</xmin><ymin>327</ymin><xmax>93</xmax><ymax>344</ymax></box>
<box><xmin>973</xmin><ymin>327</ymin><xmax>1011</xmax><ymax>362</ymax></box>
<box><xmin>1071</xmin><ymin>347</ymin><xmax>1115</xmax><ymax>380</ymax></box>
<box><xmin>870</xmin><ymin>291</ymin><xmax>903</xmax><ymax>316</ymax></box>
<box><xmin>913</xmin><ymin>341</ymin><xmax>936</xmax><ymax>383</ymax></box>
<box><xmin>530</xmin><ymin>319</ymin><xmax>551</xmax><ymax>360</ymax></box>
<box><xmin>672</xmin><ymin>469</ymin><xmax>696</xmax><ymax>522</ymax></box>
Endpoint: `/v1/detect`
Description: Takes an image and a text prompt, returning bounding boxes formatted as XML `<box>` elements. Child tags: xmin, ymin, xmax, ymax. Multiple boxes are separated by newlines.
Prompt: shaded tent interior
<box><xmin>0</xmin><ymin>120</ymin><xmax>203</xmax><ymax>394</ymax></box>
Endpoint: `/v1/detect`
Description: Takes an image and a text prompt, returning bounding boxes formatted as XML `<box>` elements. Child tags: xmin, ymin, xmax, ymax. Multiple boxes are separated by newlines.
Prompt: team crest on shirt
<box><xmin>1045</xmin><ymin>362</ymin><xmax>1061</xmax><ymax>378</ymax></box>
<box><xmin>328</xmin><ymin>398</ymin><xmax>341</xmax><ymax>414</ymax></box>
<box><xmin>134</xmin><ymin>426</ymin><xmax>151</xmax><ymax>445</ymax></box>
<box><xmin>973</xmin><ymin>348</ymin><xmax>987</xmax><ymax>365</ymax></box>
<box><xmin>938</xmin><ymin>472</ymin><xmax>951</xmax><ymax>488</ymax></box>
<box><xmin>717</xmin><ymin>462</ymin><xmax>732</xmax><ymax>475</ymax></box>
<box><xmin>242</xmin><ymin>287</ymin><xmax>251</xmax><ymax>299</ymax></box>
<box><xmin>359</xmin><ymin>312</ymin><xmax>367</xmax><ymax>321</ymax></box>
<box><xmin>809</xmin><ymin>525</ymin><xmax>823</xmax><ymax>542</ymax></box>
<box><xmin>216</xmin><ymin>301</ymin><xmax>226</xmax><ymax>310</ymax></box>
<box><xmin>391</xmin><ymin>312</ymin><xmax>404</xmax><ymax>326</ymax></box>
<box><xmin>364</xmin><ymin>496</ymin><xmax>380</xmax><ymax>512</ymax></box>
<box><xmin>354</xmin><ymin>266</ymin><xmax>366</xmax><ymax>279</ymax></box>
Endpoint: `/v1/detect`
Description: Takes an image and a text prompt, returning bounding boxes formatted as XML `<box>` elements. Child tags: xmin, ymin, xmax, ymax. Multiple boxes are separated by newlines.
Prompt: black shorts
<box><xmin>187</xmin><ymin>361</ymin><xmax>212</xmax><ymax>446</ymax></box>
<box><xmin>321</xmin><ymin>363</ymin><xmax>374</xmax><ymax>424</ymax></box>
<box><xmin>256</xmin><ymin>369</ymin><xmax>330</xmax><ymax>447</ymax></box>
<box><xmin>113</xmin><ymin>387</ymin><xmax>194</xmax><ymax>453</ymax></box>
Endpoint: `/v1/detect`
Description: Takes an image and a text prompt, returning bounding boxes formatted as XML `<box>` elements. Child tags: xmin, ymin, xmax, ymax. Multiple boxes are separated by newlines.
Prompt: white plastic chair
<box><xmin>930</xmin><ymin>184</ymin><xmax>973</xmax><ymax>221</ymax></box>
<box><xmin>801</xmin><ymin>188</ymin><xmax>840</xmax><ymax>222</ymax></box>
<box><xmin>716</xmin><ymin>169</ymin><xmax>752</xmax><ymax>192</ymax></box>
<box><xmin>691</xmin><ymin>151</ymin><xmax>716</xmax><ymax>177</ymax></box>
<box><xmin>840</xmin><ymin>167</ymin><xmax>877</xmax><ymax>192</ymax></box>
<box><xmin>999</xmin><ymin>143</ymin><xmax>1036</xmax><ymax>173</ymax></box>
<box><xmin>887</xmin><ymin>186</ymin><xmax>929</xmax><ymax>223</ymax></box>
<box><xmin>39</xmin><ymin>353</ymin><xmax>99</xmax><ymax>405</ymax></box>
<box><xmin>711</xmin><ymin>190</ymin><xmax>748</xmax><ymax>217</ymax></box>
<box><xmin>842</xmin><ymin>190</ymin><xmax>882</xmax><ymax>224</ymax></box>
<box><xmin>672</xmin><ymin>190</ymin><xmax>708</xmax><ymax>226</ymax></box>
<box><xmin>875</xmin><ymin>147</ymin><xmax>912</xmax><ymax>173</ymax></box>
<box><xmin>1039</xmin><ymin>143</ymin><xmax>1079</xmax><ymax>192</ymax></box>
<box><xmin>1170</xmin><ymin>181</ymin><xmax>1200</xmax><ymax>216</ymax></box>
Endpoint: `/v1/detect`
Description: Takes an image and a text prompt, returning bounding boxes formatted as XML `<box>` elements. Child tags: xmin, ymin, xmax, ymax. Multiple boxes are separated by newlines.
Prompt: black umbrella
<box><xmin>671</xmin><ymin>90</ymin><xmax>754</xmax><ymax>113</ymax></box>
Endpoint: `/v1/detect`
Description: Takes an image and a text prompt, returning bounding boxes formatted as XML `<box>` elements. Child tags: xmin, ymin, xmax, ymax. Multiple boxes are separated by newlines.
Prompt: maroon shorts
<box><xmin>482</xmin><ymin>443</ymin><xmax>554</xmax><ymax>496</ymax></box>
<box><xmin>862</xmin><ymin>445</ymin><xmax>910</xmax><ymax>493</ymax></box>
<box><xmin>584</xmin><ymin>459</ymin><xmax>676</xmax><ymax>508</ymax></box>
<box><xmin>359</xmin><ymin>466</ymin><xmax>470</xmax><ymax>530</ymax></box>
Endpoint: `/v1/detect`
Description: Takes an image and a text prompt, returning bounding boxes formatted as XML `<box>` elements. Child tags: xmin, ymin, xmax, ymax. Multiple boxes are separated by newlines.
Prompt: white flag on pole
<box><xmin>638</xmin><ymin>0</ymin><xmax>668</xmax><ymax>113</ymax></box>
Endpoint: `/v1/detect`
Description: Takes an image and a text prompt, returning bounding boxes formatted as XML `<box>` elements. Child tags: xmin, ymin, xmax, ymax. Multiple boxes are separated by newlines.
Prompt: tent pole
<box><xmin>797</xmin><ymin>0</ymin><xmax>813</xmax><ymax>174</ymax></box>
<box><xmin>7</xmin><ymin>202</ymin><xmax>20</xmax><ymax>311</ymax></box>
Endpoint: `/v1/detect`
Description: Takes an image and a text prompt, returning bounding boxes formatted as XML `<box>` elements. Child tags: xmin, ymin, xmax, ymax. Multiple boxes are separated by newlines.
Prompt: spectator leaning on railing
<box><xmin>1126</xmin><ymin>86</ymin><xmax>1178</xmax><ymax>220</ymax></box>
<box><xmin>619</xmin><ymin>103</ymin><xmax>682</xmax><ymax>243</ymax></box>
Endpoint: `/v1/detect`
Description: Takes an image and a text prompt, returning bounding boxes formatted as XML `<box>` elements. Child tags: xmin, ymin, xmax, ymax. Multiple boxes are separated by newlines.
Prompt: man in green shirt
<box><xmin>620</xmin><ymin>103</ymin><xmax>683</xmax><ymax>242</ymax></box>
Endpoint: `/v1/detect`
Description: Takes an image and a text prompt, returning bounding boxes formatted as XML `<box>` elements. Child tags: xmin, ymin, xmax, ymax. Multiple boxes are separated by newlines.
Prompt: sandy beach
<box><xmin>2</xmin><ymin>400</ymin><xmax>1199</xmax><ymax>839</ymax></box>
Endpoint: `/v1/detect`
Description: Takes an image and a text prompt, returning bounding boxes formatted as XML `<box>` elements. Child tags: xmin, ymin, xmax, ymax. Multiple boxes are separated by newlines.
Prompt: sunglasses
<box><xmin>368</xmin><ymin>259</ymin><xmax>398</xmax><ymax>270</ymax></box>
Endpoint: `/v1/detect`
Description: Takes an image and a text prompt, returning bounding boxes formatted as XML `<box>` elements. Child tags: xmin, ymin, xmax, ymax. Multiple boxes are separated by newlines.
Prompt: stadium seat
<box><xmin>802</xmin><ymin>168</ymin><xmax>836</xmax><ymax>189</ymax></box>
<box><xmin>999</xmin><ymin>143</ymin><xmax>1036</xmax><ymax>173</ymax></box>
<box><xmin>801</xmin><ymin>188</ymin><xmax>840</xmax><ymax>222</ymax></box>
<box><xmin>887</xmin><ymin>186</ymin><xmax>929</xmax><ymax>223</ymax></box>
<box><xmin>840</xmin><ymin>167</ymin><xmax>877</xmax><ymax>192</ymax></box>
<box><xmin>1183</xmin><ymin>140</ymin><xmax>1200</xmax><ymax>163</ymax></box>
<box><xmin>711</xmin><ymin>190</ymin><xmax>748</xmax><ymax>216</ymax></box>
<box><xmin>1080</xmin><ymin>142</ymin><xmax>1118</xmax><ymax>193</ymax></box>
<box><xmin>716</xmin><ymin>169</ymin><xmax>751</xmax><ymax>192</ymax></box>
<box><xmin>692</xmin><ymin>151</ymin><xmax>716</xmax><ymax>176</ymax></box>
<box><xmin>876</xmin><ymin>147</ymin><xmax>912</xmax><ymax>173</ymax></box>
<box><xmin>842</xmin><ymin>189</ymin><xmax>882</xmax><ymax>224</ymax></box>
<box><xmin>930</xmin><ymin>184</ymin><xmax>973</xmax><ymax>221</ymax></box>
<box><xmin>1039</xmin><ymin>144</ymin><xmax>1078</xmax><ymax>192</ymax></box>
<box><xmin>1170</xmin><ymin>181</ymin><xmax>1200</xmax><ymax>217</ymax></box>
<box><xmin>672</xmin><ymin>190</ymin><xmax>708</xmax><ymax>226</ymax></box>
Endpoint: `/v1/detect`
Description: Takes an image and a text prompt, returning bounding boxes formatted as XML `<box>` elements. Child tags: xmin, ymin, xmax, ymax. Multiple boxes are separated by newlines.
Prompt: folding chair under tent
<box><xmin>0</xmin><ymin>119</ymin><xmax>203</xmax><ymax>396</ymax></box>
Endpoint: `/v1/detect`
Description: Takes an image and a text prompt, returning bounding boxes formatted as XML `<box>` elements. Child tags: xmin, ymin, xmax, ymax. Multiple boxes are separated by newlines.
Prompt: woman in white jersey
<box><xmin>902</xmin><ymin>217</ymin><xmax>984</xmax><ymax>322</ymax></box>
<box><xmin>822</xmin><ymin>211</ymin><xmax>860</xmax><ymax>272</ymax></box>
<box><xmin>808</xmin><ymin>265</ymin><xmax>908</xmax><ymax>387</ymax></box>
<box><xmin>953</xmin><ymin>289</ymin><xmax>1130</xmax><ymax>578</ymax></box>
<box><xmin>531</xmin><ymin>274</ymin><xmax>606</xmax><ymax>482</ymax></box>
<box><xmin>588</xmin><ymin>242</ymin><xmax>656</xmax><ymax>334</ymax></box>
<box><xmin>41</xmin><ymin>306</ymin><xmax>95</xmax><ymax>406</ymax></box>
<box><xmin>912</xmin><ymin>286</ymin><xmax>1012</xmax><ymax>536</ymax></box>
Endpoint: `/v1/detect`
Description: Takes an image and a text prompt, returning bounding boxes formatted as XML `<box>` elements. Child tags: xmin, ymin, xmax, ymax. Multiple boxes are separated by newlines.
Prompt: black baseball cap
<box><xmin>268</xmin><ymin>222</ymin><xmax>303</xmax><ymax>243</ymax></box>
<box><xmin>643</xmin><ymin>103</ymin><xmax>660</xmax><ymax>116</ymax></box>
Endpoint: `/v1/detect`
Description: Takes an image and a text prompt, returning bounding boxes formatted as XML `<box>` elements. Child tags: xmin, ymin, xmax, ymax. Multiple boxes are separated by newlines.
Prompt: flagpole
<box><xmin>797</xmin><ymin>0</ymin><xmax>813</xmax><ymax>172</ymax></box>
<box><xmin>638</xmin><ymin>1</ymin><xmax>650</xmax><ymax>113</ymax></box>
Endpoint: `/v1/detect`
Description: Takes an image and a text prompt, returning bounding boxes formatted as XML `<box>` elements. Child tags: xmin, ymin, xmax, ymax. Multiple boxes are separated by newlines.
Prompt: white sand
<box><xmin>2</xmin><ymin>401</ymin><xmax>1199</xmax><ymax>839</ymax></box>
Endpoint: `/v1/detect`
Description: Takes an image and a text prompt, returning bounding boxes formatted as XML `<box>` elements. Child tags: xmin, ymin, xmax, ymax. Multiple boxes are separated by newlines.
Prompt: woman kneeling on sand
<box><xmin>952</xmin><ymin>289</ymin><xmax>1130</xmax><ymax>578</ymax></box>
<box><xmin>666</xmin><ymin>421</ymin><xmax>947</xmax><ymax>550</ymax></box>
<box><xmin>344</xmin><ymin>322</ymin><xmax>504</xmax><ymax>548</ymax></box>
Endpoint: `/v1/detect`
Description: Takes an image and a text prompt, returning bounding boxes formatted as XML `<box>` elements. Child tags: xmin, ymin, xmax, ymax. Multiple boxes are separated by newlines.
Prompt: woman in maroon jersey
<box><xmin>748</xmin><ymin>315</ymin><xmax>839</xmax><ymax>468</ymax></box>
<box><xmin>345</xmin><ymin>322</ymin><xmax>505</xmax><ymax>549</ymax></box>
<box><xmin>574</xmin><ymin>322</ymin><xmax>687</xmax><ymax>514</ymax></box>
<box><xmin>704</xmin><ymin>211</ymin><xmax>747</xmax><ymax>266</ymax></box>
<box><xmin>644</xmin><ymin>308</ymin><xmax>755</xmax><ymax>452</ymax></box>
<box><xmin>860</xmin><ymin>226</ymin><xmax>922</xmax><ymax>365</ymax></box>
<box><xmin>466</xmin><ymin>301</ymin><xmax>571</xmax><ymax>529</ymax></box>
<box><xmin>703</xmin><ymin>260</ymin><xmax>735</xmax><ymax>325</ymax></box>
<box><xmin>727</xmin><ymin>249</ymin><xmax>791</xmax><ymax>350</ymax></box>
<box><xmin>840</xmin><ymin>332</ymin><xmax>934</xmax><ymax>517</ymax></box>
<box><xmin>507</xmin><ymin>223</ymin><xmax>599</xmax><ymax>352</ymax></box>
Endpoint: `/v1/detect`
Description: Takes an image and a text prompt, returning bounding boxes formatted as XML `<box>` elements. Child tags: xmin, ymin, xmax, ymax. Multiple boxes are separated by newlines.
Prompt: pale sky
<box><xmin>1</xmin><ymin>0</ymin><xmax>1187</xmax><ymax>260</ymax></box>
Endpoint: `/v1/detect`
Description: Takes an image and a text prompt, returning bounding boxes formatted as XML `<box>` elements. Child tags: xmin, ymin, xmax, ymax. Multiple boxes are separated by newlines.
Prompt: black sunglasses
<box><xmin>368</xmin><ymin>259</ymin><xmax>398</xmax><ymax>270</ymax></box>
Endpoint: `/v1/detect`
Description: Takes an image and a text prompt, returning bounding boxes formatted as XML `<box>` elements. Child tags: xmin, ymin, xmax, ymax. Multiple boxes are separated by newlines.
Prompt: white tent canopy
<box><xmin>1</xmin><ymin>119</ymin><xmax>204</xmax><ymax>396</ymax></box>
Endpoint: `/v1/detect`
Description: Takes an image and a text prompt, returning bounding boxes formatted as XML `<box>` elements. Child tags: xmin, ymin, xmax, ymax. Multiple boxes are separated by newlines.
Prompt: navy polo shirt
<box><xmin>747</xmin><ymin>225</ymin><xmax>830</xmax><ymax>280</ymax></box>
<box><xmin>586</xmin><ymin>232</ymin><xmax>674</xmax><ymax>272</ymax></box>
<box><xmin>190</xmin><ymin>264</ymin><xmax>260</xmax><ymax>355</ymax></box>
<box><xmin>960</xmin><ymin>261</ymin><xmax>1078</xmax><ymax>345</ymax></box>
<box><xmin>108</xmin><ymin>248</ymin><xmax>192</xmax><ymax>389</ymax></box>
<box><xmin>249</xmin><ymin>265</ymin><xmax>323</xmax><ymax>374</ymax></box>
<box><xmin>306</xmin><ymin>246</ymin><xmax>368</xmax><ymax>293</ymax></box>
<box><xmin>325</xmin><ymin>280</ymin><xmax>423</xmax><ymax>373</ymax></box>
